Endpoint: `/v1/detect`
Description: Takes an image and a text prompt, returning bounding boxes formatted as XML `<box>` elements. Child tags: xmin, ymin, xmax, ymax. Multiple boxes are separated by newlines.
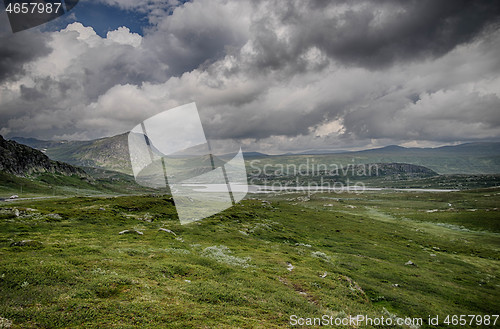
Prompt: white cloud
<box><xmin>107</xmin><ymin>27</ymin><xmax>142</xmax><ymax>47</ymax></box>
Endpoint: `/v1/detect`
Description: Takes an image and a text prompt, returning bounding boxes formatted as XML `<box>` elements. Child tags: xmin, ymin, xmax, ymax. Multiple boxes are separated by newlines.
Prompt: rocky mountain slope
<box><xmin>13</xmin><ymin>133</ymin><xmax>133</xmax><ymax>174</ymax></box>
<box><xmin>0</xmin><ymin>135</ymin><xmax>86</xmax><ymax>177</ymax></box>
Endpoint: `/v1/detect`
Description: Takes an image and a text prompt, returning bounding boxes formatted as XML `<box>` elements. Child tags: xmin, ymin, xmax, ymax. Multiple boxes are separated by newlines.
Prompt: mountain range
<box><xmin>9</xmin><ymin>135</ymin><xmax>500</xmax><ymax>174</ymax></box>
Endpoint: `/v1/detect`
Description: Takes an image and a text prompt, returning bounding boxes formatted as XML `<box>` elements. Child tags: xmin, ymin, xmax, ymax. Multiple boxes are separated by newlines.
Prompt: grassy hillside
<box><xmin>0</xmin><ymin>189</ymin><xmax>498</xmax><ymax>328</ymax></box>
<box><xmin>0</xmin><ymin>169</ymin><xmax>162</xmax><ymax>199</ymax></box>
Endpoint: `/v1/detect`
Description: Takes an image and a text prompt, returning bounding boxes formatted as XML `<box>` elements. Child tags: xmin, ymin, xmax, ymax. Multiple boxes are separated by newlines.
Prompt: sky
<box><xmin>0</xmin><ymin>0</ymin><xmax>499</xmax><ymax>154</ymax></box>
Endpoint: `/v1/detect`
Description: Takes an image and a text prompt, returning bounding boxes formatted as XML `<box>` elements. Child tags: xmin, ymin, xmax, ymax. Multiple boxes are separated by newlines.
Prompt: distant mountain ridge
<box><xmin>9</xmin><ymin>134</ymin><xmax>500</xmax><ymax>174</ymax></box>
<box><xmin>357</xmin><ymin>142</ymin><xmax>500</xmax><ymax>156</ymax></box>
<box><xmin>0</xmin><ymin>135</ymin><xmax>86</xmax><ymax>177</ymax></box>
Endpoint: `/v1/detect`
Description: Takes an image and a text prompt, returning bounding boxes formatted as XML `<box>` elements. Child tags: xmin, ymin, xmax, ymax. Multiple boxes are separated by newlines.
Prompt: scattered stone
<box><xmin>158</xmin><ymin>228</ymin><xmax>176</xmax><ymax>236</ymax></box>
<box><xmin>46</xmin><ymin>213</ymin><xmax>62</xmax><ymax>220</ymax></box>
<box><xmin>430</xmin><ymin>253</ymin><xmax>437</xmax><ymax>257</ymax></box>
<box><xmin>99</xmin><ymin>207</ymin><xmax>106</xmax><ymax>211</ymax></box>
<box><xmin>320</xmin><ymin>272</ymin><xmax>328</xmax><ymax>278</ymax></box>
<box><xmin>184</xmin><ymin>279</ymin><xmax>191</xmax><ymax>283</ymax></box>
<box><xmin>0</xmin><ymin>316</ymin><xmax>12</xmax><ymax>328</ymax></box>
<box><xmin>13</xmin><ymin>208</ymin><xmax>20</xmax><ymax>217</ymax></box>
<box><xmin>391</xmin><ymin>283</ymin><xmax>400</xmax><ymax>287</ymax></box>
<box><xmin>10</xmin><ymin>240</ymin><xmax>43</xmax><ymax>248</ymax></box>
<box><xmin>405</xmin><ymin>260</ymin><xmax>417</xmax><ymax>266</ymax></box>
<box><xmin>286</xmin><ymin>262</ymin><xmax>294</xmax><ymax>272</ymax></box>
<box><xmin>119</xmin><ymin>229</ymin><xmax>143</xmax><ymax>235</ymax></box>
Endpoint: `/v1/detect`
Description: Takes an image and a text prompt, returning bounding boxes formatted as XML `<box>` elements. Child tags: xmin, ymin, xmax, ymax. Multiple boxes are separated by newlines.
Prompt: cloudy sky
<box><xmin>0</xmin><ymin>0</ymin><xmax>499</xmax><ymax>154</ymax></box>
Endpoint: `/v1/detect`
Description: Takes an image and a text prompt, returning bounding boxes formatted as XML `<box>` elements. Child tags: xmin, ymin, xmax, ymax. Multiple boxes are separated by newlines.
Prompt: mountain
<box><xmin>359</xmin><ymin>162</ymin><xmax>438</xmax><ymax>177</ymax></box>
<box><xmin>356</xmin><ymin>142</ymin><xmax>500</xmax><ymax>156</ymax></box>
<box><xmin>242</xmin><ymin>151</ymin><xmax>269</xmax><ymax>158</ymax></box>
<box><xmin>10</xmin><ymin>136</ymin><xmax>67</xmax><ymax>150</ymax></box>
<box><xmin>0</xmin><ymin>136</ymin><xmax>163</xmax><ymax>197</ymax></box>
<box><xmin>11</xmin><ymin>132</ymin><xmax>500</xmax><ymax>175</ymax></box>
<box><xmin>33</xmin><ymin>133</ymin><xmax>133</xmax><ymax>174</ymax></box>
<box><xmin>345</xmin><ymin>143</ymin><xmax>500</xmax><ymax>174</ymax></box>
<box><xmin>14</xmin><ymin>133</ymin><xmax>271</xmax><ymax>174</ymax></box>
<box><xmin>252</xmin><ymin>142</ymin><xmax>500</xmax><ymax>174</ymax></box>
<box><xmin>219</xmin><ymin>151</ymin><xmax>268</xmax><ymax>159</ymax></box>
<box><xmin>0</xmin><ymin>135</ymin><xmax>86</xmax><ymax>177</ymax></box>
<box><xmin>285</xmin><ymin>149</ymin><xmax>351</xmax><ymax>155</ymax></box>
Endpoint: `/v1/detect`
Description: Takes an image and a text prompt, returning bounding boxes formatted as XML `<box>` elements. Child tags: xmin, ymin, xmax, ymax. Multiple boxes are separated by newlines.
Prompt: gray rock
<box><xmin>119</xmin><ymin>229</ymin><xmax>143</xmax><ymax>235</ymax></box>
<box><xmin>404</xmin><ymin>260</ymin><xmax>417</xmax><ymax>266</ymax></box>
<box><xmin>10</xmin><ymin>240</ymin><xmax>43</xmax><ymax>248</ymax></box>
<box><xmin>158</xmin><ymin>228</ymin><xmax>176</xmax><ymax>236</ymax></box>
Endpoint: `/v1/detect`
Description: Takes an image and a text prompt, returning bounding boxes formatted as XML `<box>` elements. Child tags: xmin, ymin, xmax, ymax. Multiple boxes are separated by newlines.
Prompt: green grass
<box><xmin>0</xmin><ymin>170</ymin><xmax>162</xmax><ymax>199</ymax></box>
<box><xmin>0</xmin><ymin>189</ymin><xmax>498</xmax><ymax>328</ymax></box>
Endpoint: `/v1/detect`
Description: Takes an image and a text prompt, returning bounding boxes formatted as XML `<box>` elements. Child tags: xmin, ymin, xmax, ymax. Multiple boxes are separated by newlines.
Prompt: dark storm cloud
<box><xmin>73</xmin><ymin>43</ymin><xmax>168</xmax><ymax>100</ymax></box>
<box><xmin>0</xmin><ymin>31</ymin><xmax>51</xmax><ymax>82</ymax></box>
<box><xmin>247</xmin><ymin>0</ymin><xmax>500</xmax><ymax>72</ymax></box>
<box><xmin>143</xmin><ymin>0</ymin><xmax>250</xmax><ymax>76</ymax></box>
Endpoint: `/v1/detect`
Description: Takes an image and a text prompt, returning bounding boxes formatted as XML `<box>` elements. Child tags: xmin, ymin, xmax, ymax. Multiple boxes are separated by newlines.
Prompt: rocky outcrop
<box><xmin>0</xmin><ymin>135</ymin><xmax>86</xmax><ymax>177</ymax></box>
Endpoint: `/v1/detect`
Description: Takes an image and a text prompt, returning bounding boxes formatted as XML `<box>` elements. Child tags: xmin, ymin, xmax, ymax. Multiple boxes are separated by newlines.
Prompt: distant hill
<box><xmin>219</xmin><ymin>151</ymin><xmax>268</xmax><ymax>159</ymax></box>
<box><xmin>0</xmin><ymin>135</ymin><xmax>86</xmax><ymax>177</ymax></box>
<box><xmin>12</xmin><ymin>133</ymin><xmax>134</xmax><ymax>174</ymax></box>
<box><xmin>346</xmin><ymin>143</ymin><xmax>500</xmax><ymax>174</ymax></box>
<box><xmin>262</xmin><ymin>143</ymin><xmax>500</xmax><ymax>174</ymax></box>
<box><xmin>356</xmin><ymin>143</ymin><xmax>500</xmax><ymax>156</ymax></box>
<box><xmin>350</xmin><ymin>162</ymin><xmax>438</xmax><ymax>178</ymax></box>
<box><xmin>284</xmin><ymin>149</ymin><xmax>350</xmax><ymax>155</ymax></box>
<box><xmin>10</xmin><ymin>133</ymin><xmax>500</xmax><ymax>175</ymax></box>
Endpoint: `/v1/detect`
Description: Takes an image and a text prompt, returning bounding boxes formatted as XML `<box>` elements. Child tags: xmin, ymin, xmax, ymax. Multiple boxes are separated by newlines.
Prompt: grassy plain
<box><xmin>0</xmin><ymin>187</ymin><xmax>498</xmax><ymax>328</ymax></box>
